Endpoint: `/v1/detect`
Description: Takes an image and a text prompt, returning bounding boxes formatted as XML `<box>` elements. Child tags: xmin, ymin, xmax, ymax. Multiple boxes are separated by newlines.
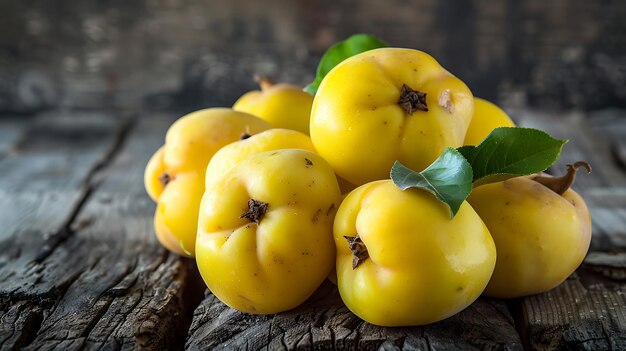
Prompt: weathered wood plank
<box><xmin>0</xmin><ymin>113</ymin><xmax>121</xmax><ymax>281</ymax></box>
<box><xmin>0</xmin><ymin>112</ymin><xmax>122</xmax><ymax>350</ymax></box>
<box><xmin>589</xmin><ymin>109</ymin><xmax>626</xmax><ymax>175</ymax></box>
<box><xmin>186</xmin><ymin>281</ymin><xmax>523</xmax><ymax>350</ymax></box>
<box><xmin>10</xmin><ymin>115</ymin><xmax>204</xmax><ymax>350</ymax></box>
<box><xmin>0</xmin><ymin>117</ymin><xmax>26</xmax><ymax>156</ymax></box>
<box><xmin>517</xmin><ymin>253</ymin><xmax>626</xmax><ymax>350</ymax></box>
<box><xmin>587</xmin><ymin>110</ymin><xmax>626</xmax><ymax>249</ymax></box>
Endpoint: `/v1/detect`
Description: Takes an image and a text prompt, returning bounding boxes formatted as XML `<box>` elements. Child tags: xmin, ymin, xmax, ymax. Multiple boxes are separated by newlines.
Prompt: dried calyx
<box><xmin>398</xmin><ymin>84</ymin><xmax>428</xmax><ymax>115</ymax></box>
<box><xmin>240</xmin><ymin>198</ymin><xmax>269</xmax><ymax>224</ymax></box>
<box><xmin>159</xmin><ymin>172</ymin><xmax>173</xmax><ymax>186</ymax></box>
<box><xmin>254</xmin><ymin>75</ymin><xmax>274</xmax><ymax>91</ymax></box>
<box><xmin>533</xmin><ymin>161</ymin><xmax>592</xmax><ymax>195</ymax></box>
<box><xmin>344</xmin><ymin>235</ymin><xmax>369</xmax><ymax>269</ymax></box>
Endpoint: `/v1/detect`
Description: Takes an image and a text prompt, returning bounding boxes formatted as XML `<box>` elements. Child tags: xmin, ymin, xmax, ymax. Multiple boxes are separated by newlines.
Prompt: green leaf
<box><xmin>304</xmin><ymin>34</ymin><xmax>387</xmax><ymax>95</ymax></box>
<box><xmin>458</xmin><ymin>127</ymin><xmax>567</xmax><ymax>187</ymax></box>
<box><xmin>390</xmin><ymin>147</ymin><xmax>473</xmax><ymax>218</ymax></box>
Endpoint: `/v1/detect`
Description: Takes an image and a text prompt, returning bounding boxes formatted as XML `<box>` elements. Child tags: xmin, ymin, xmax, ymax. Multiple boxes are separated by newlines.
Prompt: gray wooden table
<box><xmin>0</xmin><ymin>108</ymin><xmax>624</xmax><ymax>350</ymax></box>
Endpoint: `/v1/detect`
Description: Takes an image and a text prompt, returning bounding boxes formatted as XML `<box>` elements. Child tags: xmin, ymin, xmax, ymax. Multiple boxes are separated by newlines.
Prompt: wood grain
<box><xmin>186</xmin><ymin>281</ymin><xmax>523</xmax><ymax>351</ymax></box>
<box><xmin>0</xmin><ymin>114</ymin><xmax>206</xmax><ymax>350</ymax></box>
<box><xmin>517</xmin><ymin>253</ymin><xmax>626</xmax><ymax>350</ymax></box>
<box><xmin>0</xmin><ymin>112</ymin><xmax>122</xmax><ymax>349</ymax></box>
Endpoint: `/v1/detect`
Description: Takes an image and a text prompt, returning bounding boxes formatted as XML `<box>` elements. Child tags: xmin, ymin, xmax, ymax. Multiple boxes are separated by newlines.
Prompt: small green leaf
<box><xmin>391</xmin><ymin>147</ymin><xmax>473</xmax><ymax>218</ymax></box>
<box><xmin>304</xmin><ymin>34</ymin><xmax>387</xmax><ymax>95</ymax></box>
<box><xmin>458</xmin><ymin>127</ymin><xmax>567</xmax><ymax>186</ymax></box>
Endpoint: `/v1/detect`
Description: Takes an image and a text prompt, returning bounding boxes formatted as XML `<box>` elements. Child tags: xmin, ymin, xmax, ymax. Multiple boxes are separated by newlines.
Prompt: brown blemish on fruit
<box><xmin>305</xmin><ymin>158</ymin><xmax>313</xmax><ymax>167</ymax></box>
<box><xmin>240</xmin><ymin>132</ymin><xmax>251</xmax><ymax>140</ymax></box>
<box><xmin>344</xmin><ymin>235</ymin><xmax>369</xmax><ymax>269</ymax></box>
<box><xmin>532</xmin><ymin>161</ymin><xmax>592</xmax><ymax>195</ymax></box>
<box><xmin>398</xmin><ymin>84</ymin><xmax>428</xmax><ymax>115</ymax></box>
<box><xmin>326</xmin><ymin>203</ymin><xmax>335</xmax><ymax>216</ymax></box>
<box><xmin>159</xmin><ymin>172</ymin><xmax>173</xmax><ymax>186</ymax></box>
<box><xmin>240</xmin><ymin>199</ymin><xmax>269</xmax><ymax>224</ymax></box>
<box><xmin>311</xmin><ymin>208</ymin><xmax>321</xmax><ymax>223</ymax></box>
<box><xmin>237</xmin><ymin>295</ymin><xmax>256</xmax><ymax>311</ymax></box>
<box><xmin>438</xmin><ymin>89</ymin><xmax>454</xmax><ymax>114</ymax></box>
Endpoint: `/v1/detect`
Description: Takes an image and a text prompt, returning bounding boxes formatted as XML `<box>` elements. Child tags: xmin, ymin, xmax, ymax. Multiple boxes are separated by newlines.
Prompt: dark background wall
<box><xmin>2</xmin><ymin>0</ymin><xmax>626</xmax><ymax>114</ymax></box>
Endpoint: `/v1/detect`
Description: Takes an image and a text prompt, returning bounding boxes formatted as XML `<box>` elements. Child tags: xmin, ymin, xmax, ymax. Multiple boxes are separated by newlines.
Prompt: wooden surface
<box><xmin>0</xmin><ymin>108</ymin><xmax>625</xmax><ymax>350</ymax></box>
<box><xmin>185</xmin><ymin>281</ymin><xmax>522</xmax><ymax>350</ymax></box>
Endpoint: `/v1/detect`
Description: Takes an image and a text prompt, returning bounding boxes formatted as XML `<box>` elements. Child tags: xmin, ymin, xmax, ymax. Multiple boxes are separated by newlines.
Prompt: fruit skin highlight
<box><xmin>468</xmin><ymin>167</ymin><xmax>592</xmax><ymax>298</ymax></box>
<box><xmin>233</xmin><ymin>77</ymin><xmax>314</xmax><ymax>135</ymax></box>
<box><xmin>205</xmin><ymin>128</ymin><xmax>315</xmax><ymax>182</ymax></box>
<box><xmin>196</xmin><ymin>149</ymin><xmax>341</xmax><ymax>314</ymax></box>
<box><xmin>144</xmin><ymin>108</ymin><xmax>271</xmax><ymax>257</ymax></box>
<box><xmin>463</xmin><ymin>98</ymin><xmax>515</xmax><ymax>146</ymax></box>
<box><xmin>310</xmin><ymin>48</ymin><xmax>474</xmax><ymax>186</ymax></box>
<box><xmin>334</xmin><ymin>180</ymin><xmax>496</xmax><ymax>326</ymax></box>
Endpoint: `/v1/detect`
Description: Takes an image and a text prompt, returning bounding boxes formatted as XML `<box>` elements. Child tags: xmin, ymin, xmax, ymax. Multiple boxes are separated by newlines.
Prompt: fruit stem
<box><xmin>240</xmin><ymin>125</ymin><xmax>252</xmax><ymax>140</ymax></box>
<box><xmin>254</xmin><ymin>75</ymin><xmax>274</xmax><ymax>91</ymax></box>
<box><xmin>344</xmin><ymin>235</ymin><xmax>369</xmax><ymax>269</ymax></box>
<box><xmin>398</xmin><ymin>84</ymin><xmax>428</xmax><ymax>115</ymax></box>
<box><xmin>240</xmin><ymin>198</ymin><xmax>269</xmax><ymax>224</ymax></box>
<box><xmin>532</xmin><ymin>161</ymin><xmax>592</xmax><ymax>195</ymax></box>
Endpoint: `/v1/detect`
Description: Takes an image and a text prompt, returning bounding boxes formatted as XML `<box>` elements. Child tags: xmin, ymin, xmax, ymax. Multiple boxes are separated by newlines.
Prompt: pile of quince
<box><xmin>144</xmin><ymin>35</ymin><xmax>591</xmax><ymax>326</ymax></box>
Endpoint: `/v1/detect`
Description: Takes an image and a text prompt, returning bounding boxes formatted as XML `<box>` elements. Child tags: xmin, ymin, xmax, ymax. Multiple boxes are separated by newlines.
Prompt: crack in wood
<box><xmin>0</xmin><ymin>113</ymin><xmax>208</xmax><ymax>350</ymax></box>
<box><xmin>185</xmin><ymin>281</ymin><xmax>523</xmax><ymax>350</ymax></box>
<box><xmin>34</xmin><ymin>118</ymin><xmax>135</xmax><ymax>265</ymax></box>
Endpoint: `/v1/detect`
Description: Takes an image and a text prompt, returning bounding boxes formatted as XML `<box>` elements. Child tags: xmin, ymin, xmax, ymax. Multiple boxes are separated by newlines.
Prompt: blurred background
<box><xmin>1</xmin><ymin>0</ymin><xmax>625</xmax><ymax>115</ymax></box>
